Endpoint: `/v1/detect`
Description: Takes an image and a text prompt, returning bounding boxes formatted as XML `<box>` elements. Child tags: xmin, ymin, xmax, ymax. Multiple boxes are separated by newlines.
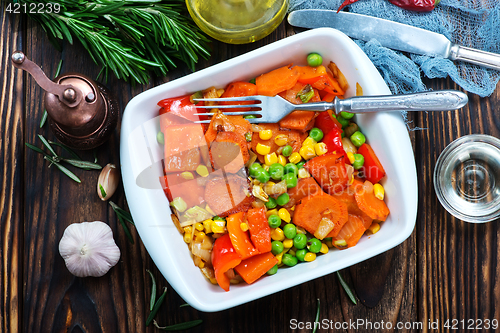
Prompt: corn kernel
<box><xmin>256</xmin><ymin>143</ymin><xmax>271</xmax><ymax>155</ymax></box>
<box><xmin>320</xmin><ymin>243</ymin><xmax>329</xmax><ymax>254</ymax></box>
<box><xmin>203</xmin><ymin>219</ymin><xmax>213</xmax><ymax>233</ymax></box>
<box><xmin>271</xmin><ymin>227</ymin><xmax>285</xmax><ymax>241</ymax></box>
<box><xmin>367</xmin><ymin>222</ymin><xmax>381</xmax><ymax>235</ymax></box>
<box><xmin>346</xmin><ymin>152</ymin><xmax>355</xmax><ymax>164</ymax></box>
<box><xmin>209</xmin><ymin>277</ymin><xmax>217</xmax><ymax>285</ymax></box>
<box><xmin>274</xmin><ymin>134</ymin><xmax>289</xmax><ymax>146</ymax></box>
<box><xmin>263</xmin><ymin>164</ymin><xmax>270</xmax><ymax>171</ymax></box>
<box><xmin>302</xmin><ymin>136</ymin><xmax>317</xmax><ymax>147</ymax></box>
<box><xmin>195</xmin><ymin>231</ymin><xmax>206</xmax><ymax>240</ymax></box>
<box><xmin>196</xmin><ymin>165</ymin><xmax>209</xmax><ymax>177</ymax></box>
<box><xmin>265</xmin><ymin>152</ymin><xmax>278</xmax><ymax>166</ymax></box>
<box><xmin>348</xmin><ymin>173</ymin><xmax>354</xmax><ymax>186</ymax></box>
<box><xmin>240</xmin><ymin>222</ymin><xmax>249</xmax><ymax>232</ymax></box>
<box><xmin>334</xmin><ymin>239</ymin><xmax>347</xmax><ymax>248</ymax></box>
<box><xmin>230</xmin><ymin>279</ymin><xmax>240</xmax><ymax>285</ymax></box>
<box><xmin>288</xmin><ymin>152</ymin><xmax>302</xmax><ymax>164</ymax></box>
<box><xmin>314</xmin><ymin>142</ymin><xmax>328</xmax><ymax>156</ymax></box>
<box><xmin>299</xmin><ymin>145</ymin><xmax>316</xmax><ymax>160</ymax></box>
<box><xmin>291</xmin><ymin>205</ymin><xmax>295</xmax><ymax>211</ymax></box>
<box><xmin>283</xmin><ymin>239</ymin><xmax>294</xmax><ymax>248</ymax></box>
<box><xmin>183</xmin><ymin>226</ymin><xmax>193</xmax><ymax>234</ymax></box>
<box><xmin>211</xmin><ymin>220</ymin><xmax>226</xmax><ymax>233</ymax></box>
<box><xmin>198</xmin><ymin>261</ymin><xmax>205</xmax><ymax>268</ymax></box>
<box><xmin>278</xmin><ymin>208</ymin><xmax>291</xmax><ymax>223</ymax></box>
<box><xmin>276</xmin><ymin>252</ymin><xmax>284</xmax><ymax>264</ymax></box>
<box><xmin>288</xmin><ymin>249</ymin><xmax>296</xmax><ymax>256</ymax></box>
<box><xmin>277</xmin><ymin>154</ymin><xmax>287</xmax><ymax>166</ymax></box>
<box><xmin>181</xmin><ymin>171</ymin><xmax>194</xmax><ymax>180</ymax></box>
<box><xmin>373</xmin><ymin>183</ymin><xmax>385</xmax><ymax>200</ymax></box>
<box><xmin>183</xmin><ymin>233</ymin><xmax>192</xmax><ymax>243</ymax></box>
<box><xmin>266</xmin><ymin>209</ymin><xmax>278</xmax><ymax>218</ymax></box>
<box><xmin>296</xmin><ymin>226</ymin><xmax>306</xmax><ymax>234</ymax></box>
<box><xmin>194</xmin><ymin>222</ymin><xmax>204</xmax><ymax>231</ymax></box>
<box><xmin>304</xmin><ymin>252</ymin><xmax>316</xmax><ymax>262</ymax></box>
<box><xmin>259</xmin><ymin>129</ymin><xmax>273</xmax><ymax>140</ymax></box>
<box><xmin>298</xmin><ymin>168</ymin><xmax>311</xmax><ymax>179</ymax></box>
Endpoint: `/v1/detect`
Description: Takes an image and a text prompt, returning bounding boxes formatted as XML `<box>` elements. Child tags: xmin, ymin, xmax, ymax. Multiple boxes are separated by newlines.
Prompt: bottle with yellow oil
<box><xmin>186</xmin><ymin>0</ymin><xmax>288</xmax><ymax>44</ymax></box>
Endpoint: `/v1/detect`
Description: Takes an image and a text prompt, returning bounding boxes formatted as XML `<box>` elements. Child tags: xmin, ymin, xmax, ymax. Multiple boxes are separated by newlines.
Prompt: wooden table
<box><xmin>2</xmin><ymin>5</ymin><xmax>500</xmax><ymax>332</ymax></box>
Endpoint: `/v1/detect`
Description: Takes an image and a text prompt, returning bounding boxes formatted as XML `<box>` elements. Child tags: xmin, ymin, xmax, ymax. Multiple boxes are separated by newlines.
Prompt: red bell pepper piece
<box><xmin>315</xmin><ymin>111</ymin><xmax>342</xmax><ymax>136</ymax></box>
<box><xmin>211</xmin><ymin>234</ymin><xmax>242</xmax><ymax>292</ymax></box>
<box><xmin>157</xmin><ymin>95</ymin><xmax>206</xmax><ymax>122</ymax></box>
<box><xmin>226</xmin><ymin>212</ymin><xmax>259</xmax><ymax>260</ymax></box>
<box><xmin>246</xmin><ymin>207</ymin><xmax>272</xmax><ymax>253</ymax></box>
<box><xmin>234</xmin><ymin>252</ymin><xmax>278</xmax><ymax>285</ymax></box>
<box><xmin>321</xmin><ymin>128</ymin><xmax>345</xmax><ymax>157</ymax></box>
<box><xmin>357</xmin><ymin>143</ymin><xmax>386</xmax><ymax>184</ymax></box>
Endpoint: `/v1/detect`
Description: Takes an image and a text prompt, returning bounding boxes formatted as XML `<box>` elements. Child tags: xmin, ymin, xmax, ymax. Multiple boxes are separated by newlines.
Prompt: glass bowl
<box><xmin>434</xmin><ymin>134</ymin><xmax>500</xmax><ymax>223</ymax></box>
<box><xmin>186</xmin><ymin>0</ymin><xmax>288</xmax><ymax>44</ymax></box>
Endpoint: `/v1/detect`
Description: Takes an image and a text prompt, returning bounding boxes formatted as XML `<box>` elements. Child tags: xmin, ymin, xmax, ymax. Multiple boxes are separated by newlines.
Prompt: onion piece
<box><xmin>191</xmin><ymin>241</ymin><xmax>212</xmax><ymax>263</ymax></box>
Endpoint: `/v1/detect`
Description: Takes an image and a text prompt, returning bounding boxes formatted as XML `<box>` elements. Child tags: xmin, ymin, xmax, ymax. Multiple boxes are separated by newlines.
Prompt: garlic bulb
<box><xmin>59</xmin><ymin>221</ymin><xmax>121</xmax><ymax>277</ymax></box>
<box><xmin>97</xmin><ymin>163</ymin><xmax>119</xmax><ymax>201</ymax></box>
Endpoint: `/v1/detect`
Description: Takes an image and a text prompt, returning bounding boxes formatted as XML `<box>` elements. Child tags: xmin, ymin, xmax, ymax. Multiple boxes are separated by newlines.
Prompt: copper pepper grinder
<box><xmin>11</xmin><ymin>51</ymin><xmax>118</xmax><ymax>150</ymax></box>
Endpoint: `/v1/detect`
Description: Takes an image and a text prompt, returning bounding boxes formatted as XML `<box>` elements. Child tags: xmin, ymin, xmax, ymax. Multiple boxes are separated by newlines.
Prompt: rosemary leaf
<box><xmin>312</xmin><ymin>299</ymin><xmax>320</xmax><ymax>333</ymax></box>
<box><xmin>40</xmin><ymin>59</ymin><xmax>63</xmax><ymax>128</ymax></box>
<box><xmin>62</xmin><ymin>158</ymin><xmax>102</xmax><ymax>170</ymax></box>
<box><xmin>154</xmin><ymin>319</ymin><xmax>203</xmax><ymax>331</ymax></box>
<box><xmin>336</xmin><ymin>271</ymin><xmax>357</xmax><ymax>305</ymax></box>
<box><xmin>146</xmin><ymin>287</ymin><xmax>167</xmax><ymax>326</ymax></box>
<box><xmin>45</xmin><ymin>157</ymin><xmax>81</xmax><ymax>183</ymax></box>
<box><xmin>38</xmin><ymin>134</ymin><xmax>58</xmax><ymax>157</ymax></box>
<box><xmin>179</xmin><ymin>303</ymin><xmax>190</xmax><ymax>308</ymax></box>
<box><xmin>49</xmin><ymin>141</ymin><xmax>81</xmax><ymax>160</ymax></box>
<box><xmin>25</xmin><ymin>142</ymin><xmax>50</xmax><ymax>157</ymax></box>
<box><xmin>116</xmin><ymin>213</ymin><xmax>134</xmax><ymax>244</ymax></box>
<box><xmin>146</xmin><ymin>269</ymin><xmax>157</xmax><ymax>311</ymax></box>
<box><xmin>109</xmin><ymin>201</ymin><xmax>134</xmax><ymax>225</ymax></box>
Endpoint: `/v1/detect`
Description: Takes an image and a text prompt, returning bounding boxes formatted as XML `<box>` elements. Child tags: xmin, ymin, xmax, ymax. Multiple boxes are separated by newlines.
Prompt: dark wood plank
<box><xmin>0</xmin><ymin>3</ymin><xmax>24</xmax><ymax>333</ymax></box>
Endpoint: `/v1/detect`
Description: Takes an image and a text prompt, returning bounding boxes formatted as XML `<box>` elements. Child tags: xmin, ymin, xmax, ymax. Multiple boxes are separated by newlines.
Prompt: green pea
<box><xmin>340</xmin><ymin>111</ymin><xmax>354</xmax><ymax>120</ymax></box>
<box><xmin>284</xmin><ymin>163</ymin><xmax>299</xmax><ymax>176</ymax></box>
<box><xmin>350</xmin><ymin>131</ymin><xmax>366</xmax><ymax>147</ymax></box>
<box><xmin>282</xmin><ymin>145</ymin><xmax>293</xmax><ymax>157</ymax></box>
<box><xmin>265</xmin><ymin>197</ymin><xmax>277</xmax><ymax>209</ymax></box>
<box><xmin>268</xmin><ymin>214</ymin><xmax>281</xmax><ymax>228</ymax></box>
<box><xmin>244</xmin><ymin>115</ymin><xmax>257</xmax><ymax>119</ymax></box>
<box><xmin>309</xmin><ymin>128</ymin><xmax>324</xmax><ymax>142</ymax></box>
<box><xmin>271</xmin><ymin>240</ymin><xmax>284</xmax><ymax>255</ymax></box>
<box><xmin>295</xmin><ymin>249</ymin><xmax>308</xmax><ymax>262</ymax></box>
<box><xmin>284</xmin><ymin>173</ymin><xmax>298</xmax><ymax>189</ymax></box>
<box><xmin>296</xmin><ymin>161</ymin><xmax>306</xmax><ymax>169</ymax></box>
<box><xmin>336</xmin><ymin>114</ymin><xmax>350</xmax><ymax>128</ymax></box>
<box><xmin>249</xmin><ymin>163</ymin><xmax>262</xmax><ymax>177</ymax></box>
<box><xmin>255</xmin><ymin>168</ymin><xmax>270</xmax><ymax>183</ymax></box>
<box><xmin>276</xmin><ymin>193</ymin><xmax>290</xmax><ymax>206</ymax></box>
<box><xmin>156</xmin><ymin>131</ymin><xmax>164</xmax><ymax>145</ymax></box>
<box><xmin>269</xmin><ymin>163</ymin><xmax>285</xmax><ymax>180</ymax></box>
<box><xmin>308</xmin><ymin>238</ymin><xmax>322</xmax><ymax>253</ymax></box>
<box><xmin>283</xmin><ymin>223</ymin><xmax>297</xmax><ymax>239</ymax></box>
<box><xmin>307</xmin><ymin>53</ymin><xmax>323</xmax><ymax>67</ymax></box>
<box><xmin>282</xmin><ymin>253</ymin><xmax>298</xmax><ymax>267</ymax></box>
<box><xmin>267</xmin><ymin>264</ymin><xmax>278</xmax><ymax>275</ymax></box>
<box><xmin>293</xmin><ymin>233</ymin><xmax>307</xmax><ymax>250</ymax></box>
<box><xmin>353</xmin><ymin>153</ymin><xmax>365</xmax><ymax>170</ymax></box>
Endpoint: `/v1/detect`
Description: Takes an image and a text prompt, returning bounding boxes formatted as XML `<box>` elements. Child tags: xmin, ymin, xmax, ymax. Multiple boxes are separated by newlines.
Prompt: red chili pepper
<box><xmin>211</xmin><ymin>234</ymin><xmax>242</xmax><ymax>292</ymax></box>
<box><xmin>337</xmin><ymin>0</ymin><xmax>438</xmax><ymax>12</ymax></box>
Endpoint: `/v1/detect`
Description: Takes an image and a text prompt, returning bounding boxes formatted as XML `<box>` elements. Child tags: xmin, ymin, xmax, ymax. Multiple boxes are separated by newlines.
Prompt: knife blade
<box><xmin>288</xmin><ymin>9</ymin><xmax>500</xmax><ymax>71</ymax></box>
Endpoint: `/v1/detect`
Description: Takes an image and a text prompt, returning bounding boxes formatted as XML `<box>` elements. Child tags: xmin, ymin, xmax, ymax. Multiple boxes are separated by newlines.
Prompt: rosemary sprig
<box><xmin>109</xmin><ymin>201</ymin><xmax>134</xmax><ymax>243</ymax></box>
<box><xmin>16</xmin><ymin>0</ymin><xmax>211</xmax><ymax>84</ymax></box>
<box><xmin>336</xmin><ymin>271</ymin><xmax>357</xmax><ymax>305</ymax></box>
<box><xmin>312</xmin><ymin>298</ymin><xmax>320</xmax><ymax>333</ymax></box>
<box><xmin>154</xmin><ymin>319</ymin><xmax>203</xmax><ymax>331</ymax></box>
<box><xmin>147</xmin><ymin>287</ymin><xmax>167</xmax><ymax>326</ymax></box>
<box><xmin>40</xmin><ymin>59</ymin><xmax>63</xmax><ymax>128</ymax></box>
<box><xmin>146</xmin><ymin>269</ymin><xmax>157</xmax><ymax>311</ymax></box>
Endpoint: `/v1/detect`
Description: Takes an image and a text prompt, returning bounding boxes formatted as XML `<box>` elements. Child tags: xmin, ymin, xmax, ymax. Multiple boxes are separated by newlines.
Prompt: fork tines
<box><xmin>193</xmin><ymin>96</ymin><xmax>262</xmax><ymax>122</ymax></box>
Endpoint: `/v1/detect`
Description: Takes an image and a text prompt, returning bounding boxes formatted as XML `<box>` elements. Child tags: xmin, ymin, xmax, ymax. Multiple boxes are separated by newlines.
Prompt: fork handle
<box><xmin>334</xmin><ymin>90</ymin><xmax>468</xmax><ymax>113</ymax></box>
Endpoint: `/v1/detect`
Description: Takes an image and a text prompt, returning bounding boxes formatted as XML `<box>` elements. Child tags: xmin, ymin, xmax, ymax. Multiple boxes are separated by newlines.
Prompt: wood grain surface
<box><xmin>1</xmin><ymin>1</ymin><xmax>500</xmax><ymax>332</ymax></box>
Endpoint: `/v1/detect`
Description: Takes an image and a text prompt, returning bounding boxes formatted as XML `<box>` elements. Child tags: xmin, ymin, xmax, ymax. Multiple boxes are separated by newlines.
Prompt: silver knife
<box><xmin>288</xmin><ymin>9</ymin><xmax>500</xmax><ymax>71</ymax></box>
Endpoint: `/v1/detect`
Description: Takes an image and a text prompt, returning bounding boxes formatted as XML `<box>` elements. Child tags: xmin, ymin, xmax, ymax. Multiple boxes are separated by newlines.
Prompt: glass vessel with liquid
<box><xmin>186</xmin><ymin>0</ymin><xmax>288</xmax><ymax>44</ymax></box>
<box><xmin>434</xmin><ymin>134</ymin><xmax>500</xmax><ymax>223</ymax></box>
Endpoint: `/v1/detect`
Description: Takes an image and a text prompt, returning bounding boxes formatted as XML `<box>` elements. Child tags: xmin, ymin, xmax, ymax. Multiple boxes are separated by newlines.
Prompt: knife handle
<box><xmin>335</xmin><ymin>90</ymin><xmax>468</xmax><ymax>114</ymax></box>
<box><xmin>450</xmin><ymin>44</ymin><xmax>500</xmax><ymax>71</ymax></box>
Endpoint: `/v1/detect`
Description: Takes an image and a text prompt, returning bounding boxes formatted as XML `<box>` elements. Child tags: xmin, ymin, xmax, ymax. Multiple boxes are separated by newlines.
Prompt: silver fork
<box><xmin>194</xmin><ymin>90</ymin><xmax>468</xmax><ymax>123</ymax></box>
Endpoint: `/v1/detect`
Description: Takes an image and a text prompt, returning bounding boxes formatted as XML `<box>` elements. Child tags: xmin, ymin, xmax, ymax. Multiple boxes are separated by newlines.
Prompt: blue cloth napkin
<box><xmin>289</xmin><ymin>0</ymin><xmax>500</xmax><ymax>97</ymax></box>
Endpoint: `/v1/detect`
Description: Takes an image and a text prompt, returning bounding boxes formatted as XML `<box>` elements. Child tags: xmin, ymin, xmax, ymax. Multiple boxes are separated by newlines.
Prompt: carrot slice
<box><xmin>278</xmin><ymin>82</ymin><xmax>320</xmax><ymax>131</ymax></box>
<box><xmin>246</xmin><ymin>207</ymin><xmax>272</xmax><ymax>253</ymax></box>
<box><xmin>227</xmin><ymin>212</ymin><xmax>259</xmax><ymax>260</ymax></box>
<box><xmin>256</xmin><ymin>65</ymin><xmax>300</xmax><ymax>96</ymax></box>
<box><xmin>304</xmin><ymin>154</ymin><xmax>349</xmax><ymax>194</ymax></box>
<box><xmin>354</xmin><ymin>182</ymin><xmax>390</xmax><ymax>221</ymax></box>
<box><xmin>293</xmin><ymin>194</ymin><xmax>348</xmax><ymax>237</ymax></box>
<box><xmin>331</xmin><ymin>178</ymin><xmax>373</xmax><ymax>230</ymax></box>
<box><xmin>220</xmin><ymin>81</ymin><xmax>257</xmax><ymax>111</ymax></box>
<box><xmin>210</xmin><ymin>131</ymin><xmax>250</xmax><ymax>173</ymax></box>
<box><xmin>283</xmin><ymin>177</ymin><xmax>325</xmax><ymax>208</ymax></box>
<box><xmin>296</xmin><ymin>65</ymin><xmax>328</xmax><ymax>83</ymax></box>
<box><xmin>234</xmin><ymin>252</ymin><xmax>278</xmax><ymax>285</ymax></box>
<box><xmin>332</xmin><ymin>214</ymin><xmax>367</xmax><ymax>249</ymax></box>
<box><xmin>251</xmin><ymin>124</ymin><xmax>305</xmax><ymax>163</ymax></box>
<box><xmin>164</xmin><ymin>124</ymin><xmax>206</xmax><ymax>172</ymax></box>
<box><xmin>204</xmin><ymin>175</ymin><xmax>253</xmax><ymax>217</ymax></box>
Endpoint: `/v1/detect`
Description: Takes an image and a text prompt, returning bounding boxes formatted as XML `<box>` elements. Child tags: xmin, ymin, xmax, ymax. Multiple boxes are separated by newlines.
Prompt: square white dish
<box><xmin>120</xmin><ymin>28</ymin><xmax>418</xmax><ymax>312</ymax></box>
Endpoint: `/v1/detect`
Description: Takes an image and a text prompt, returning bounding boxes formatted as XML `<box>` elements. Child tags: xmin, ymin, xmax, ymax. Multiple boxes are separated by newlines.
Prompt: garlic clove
<box><xmin>59</xmin><ymin>221</ymin><xmax>121</xmax><ymax>277</ymax></box>
<box><xmin>98</xmin><ymin>163</ymin><xmax>119</xmax><ymax>201</ymax></box>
